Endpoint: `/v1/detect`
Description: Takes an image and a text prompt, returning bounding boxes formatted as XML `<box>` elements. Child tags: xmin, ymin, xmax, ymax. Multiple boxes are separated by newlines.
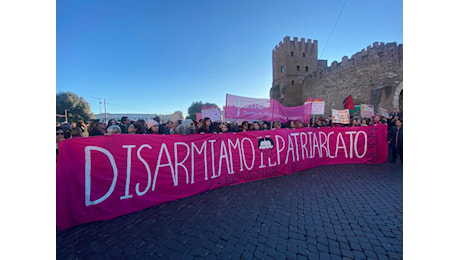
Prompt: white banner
<box><xmin>331</xmin><ymin>109</ymin><xmax>350</xmax><ymax>124</ymax></box>
<box><xmin>360</xmin><ymin>104</ymin><xmax>375</xmax><ymax>118</ymax></box>
<box><xmin>379</xmin><ymin>107</ymin><xmax>390</xmax><ymax>118</ymax></box>
<box><xmin>305</xmin><ymin>101</ymin><xmax>325</xmax><ymax>115</ymax></box>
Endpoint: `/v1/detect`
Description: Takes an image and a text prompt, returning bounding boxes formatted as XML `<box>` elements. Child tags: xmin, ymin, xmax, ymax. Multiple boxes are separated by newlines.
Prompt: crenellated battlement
<box><xmin>308</xmin><ymin>41</ymin><xmax>403</xmax><ymax>78</ymax></box>
<box><xmin>273</xmin><ymin>36</ymin><xmax>318</xmax><ymax>55</ymax></box>
<box><xmin>270</xmin><ymin>36</ymin><xmax>403</xmax><ymax>114</ymax></box>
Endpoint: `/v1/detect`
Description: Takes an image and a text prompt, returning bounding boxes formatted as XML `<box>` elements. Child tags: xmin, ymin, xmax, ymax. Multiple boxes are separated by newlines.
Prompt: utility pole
<box><xmin>104</xmin><ymin>98</ymin><xmax>107</xmax><ymax>125</ymax></box>
<box><xmin>91</xmin><ymin>96</ymin><xmax>108</xmax><ymax>124</ymax></box>
<box><xmin>56</xmin><ymin>109</ymin><xmax>68</xmax><ymax>123</ymax></box>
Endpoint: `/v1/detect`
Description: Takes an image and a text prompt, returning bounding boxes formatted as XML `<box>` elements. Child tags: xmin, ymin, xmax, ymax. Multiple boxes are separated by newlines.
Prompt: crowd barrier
<box><xmin>56</xmin><ymin>125</ymin><xmax>388</xmax><ymax>230</ymax></box>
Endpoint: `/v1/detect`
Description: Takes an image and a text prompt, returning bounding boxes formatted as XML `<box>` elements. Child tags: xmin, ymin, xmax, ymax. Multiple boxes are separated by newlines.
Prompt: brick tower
<box><xmin>270</xmin><ymin>36</ymin><xmax>320</xmax><ymax>106</ymax></box>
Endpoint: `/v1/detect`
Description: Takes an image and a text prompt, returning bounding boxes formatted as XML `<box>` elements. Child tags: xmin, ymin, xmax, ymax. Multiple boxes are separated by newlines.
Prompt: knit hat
<box><xmin>146</xmin><ymin>119</ymin><xmax>159</xmax><ymax>129</ymax></box>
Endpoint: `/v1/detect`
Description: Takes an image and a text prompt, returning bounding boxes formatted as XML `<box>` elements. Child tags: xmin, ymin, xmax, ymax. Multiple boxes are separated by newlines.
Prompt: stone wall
<box><xmin>271</xmin><ymin>37</ymin><xmax>403</xmax><ymax>116</ymax></box>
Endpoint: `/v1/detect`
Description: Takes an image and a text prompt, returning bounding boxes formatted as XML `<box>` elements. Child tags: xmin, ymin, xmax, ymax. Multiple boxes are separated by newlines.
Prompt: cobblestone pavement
<box><xmin>56</xmin><ymin>162</ymin><xmax>403</xmax><ymax>259</ymax></box>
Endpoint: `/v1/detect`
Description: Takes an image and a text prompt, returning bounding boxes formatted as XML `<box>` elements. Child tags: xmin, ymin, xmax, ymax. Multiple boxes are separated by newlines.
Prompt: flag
<box><xmin>343</xmin><ymin>95</ymin><xmax>355</xmax><ymax>110</ymax></box>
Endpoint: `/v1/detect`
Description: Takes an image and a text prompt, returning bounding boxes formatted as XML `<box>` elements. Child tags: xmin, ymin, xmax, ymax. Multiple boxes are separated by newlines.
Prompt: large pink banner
<box><xmin>225</xmin><ymin>94</ymin><xmax>312</xmax><ymax>123</ymax></box>
<box><xmin>57</xmin><ymin>125</ymin><xmax>388</xmax><ymax>230</ymax></box>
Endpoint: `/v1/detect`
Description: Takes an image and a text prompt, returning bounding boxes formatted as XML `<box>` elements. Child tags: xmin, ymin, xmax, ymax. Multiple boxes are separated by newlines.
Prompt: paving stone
<box><xmin>56</xmin><ymin>162</ymin><xmax>402</xmax><ymax>259</ymax></box>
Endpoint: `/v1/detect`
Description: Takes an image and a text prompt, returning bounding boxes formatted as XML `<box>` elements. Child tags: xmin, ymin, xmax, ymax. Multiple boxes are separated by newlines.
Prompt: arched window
<box><xmin>291</xmin><ymin>51</ymin><xmax>294</xmax><ymax>56</ymax></box>
<box><xmin>296</xmin><ymin>65</ymin><xmax>300</xmax><ymax>71</ymax></box>
<box><xmin>281</xmin><ymin>66</ymin><xmax>284</xmax><ymax>73</ymax></box>
<box><xmin>291</xmin><ymin>80</ymin><xmax>295</xmax><ymax>86</ymax></box>
<box><xmin>305</xmin><ymin>66</ymin><xmax>309</xmax><ymax>72</ymax></box>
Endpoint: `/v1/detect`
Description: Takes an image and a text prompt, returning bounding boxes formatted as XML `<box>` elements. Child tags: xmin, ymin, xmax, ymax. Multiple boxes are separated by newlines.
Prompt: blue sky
<box><xmin>57</xmin><ymin>0</ymin><xmax>402</xmax><ymax>116</ymax></box>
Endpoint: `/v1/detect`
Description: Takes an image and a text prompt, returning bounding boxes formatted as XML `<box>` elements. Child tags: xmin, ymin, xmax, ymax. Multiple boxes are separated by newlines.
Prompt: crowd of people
<box><xmin>56</xmin><ymin>111</ymin><xmax>403</xmax><ymax>163</ymax></box>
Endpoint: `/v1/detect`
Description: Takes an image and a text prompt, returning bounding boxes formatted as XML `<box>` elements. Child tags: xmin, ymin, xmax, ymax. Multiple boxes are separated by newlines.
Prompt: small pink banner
<box><xmin>201</xmin><ymin>107</ymin><xmax>221</xmax><ymax>122</ymax></box>
<box><xmin>225</xmin><ymin>94</ymin><xmax>312</xmax><ymax>123</ymax></box>
<box><xmin>57</xmin><ymin>125</ymin><xmax>388</xmax><ymax>230</ymax></box>
<box><xmin>196</xmin><ymin>113</ymin><xmax>202</xmax><ymax>121</ymax></box>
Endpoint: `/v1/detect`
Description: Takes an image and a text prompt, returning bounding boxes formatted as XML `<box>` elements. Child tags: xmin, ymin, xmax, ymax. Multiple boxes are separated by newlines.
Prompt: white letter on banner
<box><xmin>209</xmin><ymin>140</ymin><xmax>218</xmax><ymax>179</ymax></box>
<box><xmin>257</xmin><ymin>136</ymin><xmax>266</xmax><ymax>169</ymax></box>
<box><xmin>319</xmin><ymin>132</ymin><xmax>329</xmax><ymax>158</ymax></box>
<box><xmin>228</xmin><ymin>138</ymin><xmax>242</xmax><ymax>173</ymax></box>
<box><xmin>327</xmin><ymin>132</ymin><xmax>335</xmax><ymax>158</ymax></box>
<box><xmin>275</xmin><ymin>135</ymin><xmax>285</xmax><ymax>165</ymax></box>
<box><xmin>290</xmin><ymin>133</ymin><xmax>300</xmax><ymax>162</ymax></box>
<box><xmin>153</xmin><ymin>143</ymin><xmax>175</xmax><ymax>191</ymax></box>
<box><xmin>174</xmin><ymin>142</ymin><xmax>190</xmax><ymax>184</ymax></box>
<box><xmin>312</xmin><ymin>133</ymin><xmax>321</xmax><ymax>158</ymax></box>
<box><xmin>300</xmin><ymin>132</ymin><xmax>308</xmax><ymax>160</ymax></box>
<box><xmin>307</xmin><ymin>132</ymin><xmax>313</xmax><ymax>158</ymax></box>
<box><xmin>355</xmin><ymin>131</ymin><xmax>368</xmax><ymax>158</ymax></box>
<box><xmin>241</xmin><ymin>137</ymin><xmax>255</xmax><ymax>170</ymax></box>
<box><xmin>218</xmin><ymin>140</ymin><xmax>231</xmax><ymax>176</ymax></box>
<box><xmin>136</xmin><ymin>144</ymin><xmax>152</xmax><ymax>196</ymax></box>
<box><xmin>120</xmin><ymin>145</ymin><xmax>135</xmax><ymax>200</ymax></box>
<box><xmin>192</xmin><ymin>141</ymin><xmax>207</xmax><ymax>181</ymax></box>
<box><xmin>345</xmin><ymin>131</ymin><xmax>357</xmax><ymax>159</ymax></box>
<box><xmin>267</xmin><ymin>136</ymin><xmax>277</xmax><ymax>167</ymax></box>
<box><xmin>335</xmin><ymin>133</ymin><xmax>348</xmax><ymax>158</ymax></box>
<box><xmin>85</xmin><ymin>146</ymin><xmax>118</xmax><ymax>206</ymax></box>
<box><xmin>285</xmin><ymin>135</ymin><xmax>295</xmax><ymax>164</ymax></box>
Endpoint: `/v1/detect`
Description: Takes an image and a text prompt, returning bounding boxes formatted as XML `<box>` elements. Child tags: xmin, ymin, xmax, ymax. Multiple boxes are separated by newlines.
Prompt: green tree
<box><xmin>56</xmin><ymin>91</ymin><xmax>93</xmax><ymax>123</ymax></box>
<box><xmin>187</xmin><ymin>101</ymin><xmax>219</xmax><ymax>121</ymax></box>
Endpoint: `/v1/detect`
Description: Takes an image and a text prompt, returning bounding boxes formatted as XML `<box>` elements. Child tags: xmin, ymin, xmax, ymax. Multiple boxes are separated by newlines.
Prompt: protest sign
<box><xmin>196</xmin><ymin>113</ymin><xmax>202</xmax><ymax>121</ymax></box>
<box><xmin>225</xmin><ymin>94</ymin><xmax>312</xmax><ymax>123</ymax></box>
<box><xmin>305</xmin><ymin>101</ymin><xmax>325</xmax><ymax>115</ymax></box>
<box><xmin>360</xmin><ymin>104</ymin><xmax>375</xmax><ymax>118</ymax></box>
<box><xmin>57</xmin><ymin>125</ymin><xmax>388</xmax><ymax>230</ymax></box>
<box><xmin>379</xmin><ymin>107</ymin><xmax>390</xmax><ymax>118</ymax></box>
<box><xmin>201</xmin><ymin>107</ymin><xmax>221</xmax><ymax>122</ymax></box>
<box><xmin>331</xmin><ymin>109</ymin><xmax>350</xmax><ymax>124</ymax></box>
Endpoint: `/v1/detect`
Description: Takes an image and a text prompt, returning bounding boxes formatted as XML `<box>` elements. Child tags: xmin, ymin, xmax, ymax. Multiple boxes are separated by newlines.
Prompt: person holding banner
<box><xmin>56</xmin><ymin>126</ymin><xmax>66</xmax><ymax>158</ymax></box>
<box><xmin>286</xmin><ymin>120</ymin><xmax>296</xmax><ymax>129</ymax></box>
<box><xmin>179</xmin><ymin>119</ymin><xmax>196</xmax><ymax>135</ymax></box>
<box><xmin>350</xmin><ymin>118</ymin><xmax>359</xmax><ymax>127</ymax></box>
<box><xmin>240</xmin><ymin>121</ymin><xmax>250</xmax><ymax>132</ymax></box>
<box><xmin>262</xmin><ymin>121</ymin><xmax>270</xmax><ymax>130</ymax></box>
<box><xmin>295</xmin><ymin>120</ymin><xmax>304</xmax><ymax>129</ymax></box>
<box><xmin>218</xmin><ymin>122</ymin><xmax>231</xmax><ymax>133</ymax></box>
<box><xmin>252</xmin><ymin>121</ymin><xmax>261</xmax><ymax>131</ymax></box>
<box><xmin>135</xmin><ymin>119</ymin><xmax>147</xmax><ymax>134</ymax></box>
<box><xmin>388</xmin><ymin>119</ymin><xmax>403</xmax><ymax>164</ymax></box>
<box><xmin>88</xmin><ymin>119</ymin><xmax>105</xmax><ymax>136</ymax></box>
<box><xmin>372</xmin><ymin>115</ymin><xmax>382</xmax><ymax>126</ymax></box>
<box><xmin>315</xmin><ymin>118</ymin><xmax>324</xmax><ymax>128</ymax></box>
<box><xmin>127</xmin><ymin>123</ymin><xmax>138</xmax><ymax>134</ymax></box>
<box><xmin>198</xmin><ymin>117</ymin><xmax>215</xmax><ymax>134</ymax></box>
<box><xmin>145</xmin><ymin>119</ymin><xmax>160</xmax><ymax>134</ymax></box>
<box><xmin>169</xmin><ymin>120</ymin><xmax>182</xmax><ymax>135</ymax></box>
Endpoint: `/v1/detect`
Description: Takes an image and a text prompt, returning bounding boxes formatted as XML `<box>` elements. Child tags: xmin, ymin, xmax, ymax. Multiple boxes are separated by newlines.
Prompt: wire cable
<box><xmin>319</xmin><ymin>0</ymin><xmax>347</xmax><ymax>60</ymax></box>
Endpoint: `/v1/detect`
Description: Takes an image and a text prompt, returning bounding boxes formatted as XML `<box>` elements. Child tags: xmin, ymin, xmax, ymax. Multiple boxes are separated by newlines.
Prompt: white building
<box><xmin>93</xmin><ymin>113</ymin><xmax>158</xmax><ymax>122</ymax></box>
<box><xmin>94</xmin><ymin>111</ymin><xmax>184</xmax><ymax>123</ymax></box>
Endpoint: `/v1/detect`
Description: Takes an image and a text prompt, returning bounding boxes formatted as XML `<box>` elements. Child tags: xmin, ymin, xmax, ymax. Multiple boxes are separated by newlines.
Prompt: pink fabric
<box><xmin>57</xmin><ymin>125</ymin><xmax>388</xmax><ymax>230</ymax></box>
<box><xmin>225</xmin><ymin>94</ymin><xmax>312</xmax><ymax>123</ymax></box>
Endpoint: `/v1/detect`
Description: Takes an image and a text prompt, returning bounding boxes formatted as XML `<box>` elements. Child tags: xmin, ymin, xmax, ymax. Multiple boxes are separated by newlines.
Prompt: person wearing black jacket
<box><xmin>119</xmin><ymin>116</ymin><xmax>130</xmax><ymax>134</ymax></box>
<box><xmin>388</xmin><ymin>119</ymin><xmax>403</xmax><ymax>164</ymax></box>
<box><xmin>198</xmin><ymin>117</ymin><xmax>215</xmax><ymax>134</ymax></box>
